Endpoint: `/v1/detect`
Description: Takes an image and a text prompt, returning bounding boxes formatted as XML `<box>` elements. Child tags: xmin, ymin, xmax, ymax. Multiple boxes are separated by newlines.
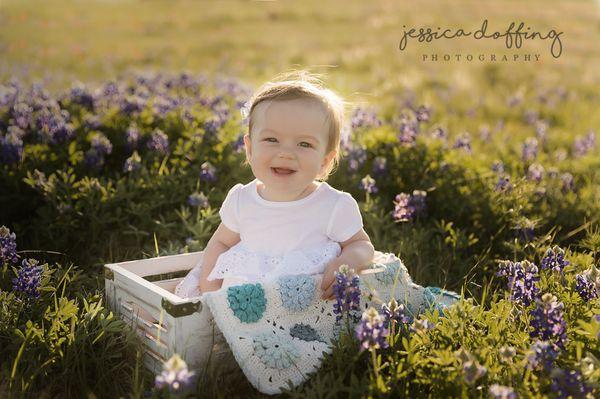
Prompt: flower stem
<box><xmin>371</xmin><ymin>348</ymin><xmax>379</xmax><ymax>381</ymax></box>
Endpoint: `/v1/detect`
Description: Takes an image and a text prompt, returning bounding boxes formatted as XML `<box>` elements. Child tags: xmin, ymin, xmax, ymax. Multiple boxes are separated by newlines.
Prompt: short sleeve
<box><xmin>326</xmin><ymin>193</ymin><xmax>364</xmax><ymax>243</ymax></box>
<box><xmin>219</xmin><ymin>183</ymin><xmax>243</xmax><ymax>233</ymax></box>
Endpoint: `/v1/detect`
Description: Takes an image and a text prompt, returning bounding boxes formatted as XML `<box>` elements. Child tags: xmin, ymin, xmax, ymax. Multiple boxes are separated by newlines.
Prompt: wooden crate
<box><xmin>104</xmin><ymin>251</ymin><xmax>237</xmax><ymax>375</ymax></box>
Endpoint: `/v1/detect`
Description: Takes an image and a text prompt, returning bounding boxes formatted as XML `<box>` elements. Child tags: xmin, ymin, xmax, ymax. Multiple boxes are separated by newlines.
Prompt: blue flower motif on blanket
<box><xmin>253</xmin><ymin>332</ymin><xmax>301</xmax><ymax>369</ymax></box>
<box><xmin>289</xmin><ymin>323</ymin><xmax>324</xmax><ymax>343</ymax></box>
<box><xmin>226</xmin><ymin>283</ymin><xmax>266</xmax><ymax>323</ymax></box>
<box><xmin>373</xmin><ymin>260</ymin><xmax>403</xmax><ymax>285</ymax></box>
<box><xmin>277</xmin><ymin>274</ymin><xmax>315</xmax><ymax>311</ymax></box>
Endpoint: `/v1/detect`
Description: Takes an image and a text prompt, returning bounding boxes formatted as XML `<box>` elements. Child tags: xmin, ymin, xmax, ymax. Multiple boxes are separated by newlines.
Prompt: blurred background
<box><xmin>1</xmin><ymin>0</ymin><xmax>599</xmax><ymax>103</ymax></box>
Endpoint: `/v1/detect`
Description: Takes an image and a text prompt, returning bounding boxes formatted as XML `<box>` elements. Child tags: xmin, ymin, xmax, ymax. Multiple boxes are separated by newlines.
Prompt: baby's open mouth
<box><xmin>271</xmin><ymin>167</ymin><xmax>296</xmax><ymax>175</ymax></box>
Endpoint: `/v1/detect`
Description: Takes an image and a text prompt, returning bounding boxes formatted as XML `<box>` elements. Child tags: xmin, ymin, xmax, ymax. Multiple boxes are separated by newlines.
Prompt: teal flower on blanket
<box><xmin>253</xmin><ymin>332</ymin><xmax>300</xmax><ymax>369</ymax></box>
<box><xmin>277</xmin><ymin>274</ymin><xmax>315</xmax><ymax>311</ymax></box>
<box><xmin>227</xmin><ymin>283</ymin><xmax>266</xmax><ymax>323</ymax></box>
<box><xmin>373</xmin><ymin>260</ymin><xmax>402</xmax><ymax>285</ymax></box>
<box><xmin>290</xmin><ymin>323</ymin><xmax>323</xmax><ymax>342</ymax></box>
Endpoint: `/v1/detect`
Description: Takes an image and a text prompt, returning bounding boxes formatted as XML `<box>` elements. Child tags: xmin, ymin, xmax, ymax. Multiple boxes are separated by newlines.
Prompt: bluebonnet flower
<box><xmin>526</xmin><ymin>340</ymin><xmax>559</xmax><ymax>371</ymax></box>
<box><xmin>35</xmin><ymin>108</ymin><xmax>75</xmax><ymax>144</ymax></box>
<box><xmin>84</xmin><ymin>148</ymin><xmax>104</xmax><ymax>170</ymax></box>
<box><xmin>0</xmin><ymin>128</ymin><xmax>24</xmax><ymax>165</ymax></box>
<box><xmin>396</xmin><ymin>114</ymin><xmax>418</xmax><ymax>145</ymax></box>
<box><xmin>123</xmin><ymin>151</ymin><xmax>141</xmax><ymax>173</ymax></box>
<box><xmin>560</xmin><ymin>173</ymin><xmax>574</xmax><ymax>193</ymax></box>
<box><xmin>154</xmin><ymin>354</ymin><xmax>195</xmax><ymax>393</ymax></box>
<box><xmin>355</xmin><ymin>307</ymin><xmax>389</xmax><ymax>351</ymax></box>
<box><xmin>575</xmin><ymin>265</ymin><xmax>599</xmax><ymax>302</ymax></box>
<box><xmin>535</xmin><ymin>120</ymin><xmax>548</xmax><ymax>144</ymax></box>
<box><xmin>530</xmin><ymin>293</ymin><xmax>568</xmax><ymax>349</ymax></box>
<box><xmin>479</xmin><ymin>125</ymin><xmax>491</xmax><ymax>142</ymax></box>
<box><xmin>514</xmin><ymin>219</ymin><xmax>536</xmax><ymax>243</ymax></box>
<box><xmin>452</xmin><ymin>132</ymin><xmax>471</xmax><ymax>153</ymax></box>
<box><xmin>430</xmin><ymin>127</ymin><xmax>447</xmax><ymax>140</ymax></box>
<box><xmin>523</xmin><ymin>109</ymin><xmax>539</xmax><ymax>125</ymax></box>
<box><xmin>527</xmin><ymin>163</ymin><xmax>544</xmax><ymax>182</ymax></box>
<box><xmin>415</xmin><ymin>105</ymin><xmax>431</xmax><ymax>122</ymax></box>
<box><xmin>488</xmin><ymin>384</ymin><xmax>517</xmax><ymax>399</ymax></box>
<box><xmin>392</xmin><ymin>190</ymin><xmax>427</xmax><ymax>222</ymax></box>
<box><xmin>253</xmin><ymin>332</ymin><xmax>300</xmax><ymax>369</ymax></box>
<box><xmin>12</xmin><ymin>258</ymin><xmax>44</xmax><ymax>300</ymax></box>
<box><xmin>522</xmin><ymin>137</ymin><xmax>538</xmax><ymax>162</ymax></box>
<box><xmin>152</xmin><ymin>94</ymin><xmax>178</xmax><ymax>118</ymax></box>
<box><xmin>381</xmin><ymin>298</ymin><xmax>411</xmax><ymax>326</ymax></box>
<box><xmin>491</xmin><ymin>160</ymin><xmax>505</xmax><ymax>174</ymax></box>
<box><xmin>120</xmin><ymin>95</ymin><xmax>147</xmax><ymax>115</ymax></box>
<box><xmin>350</xmin><ymin>107</ymin><xmax>382</xmax><ymax>130</ymax></box>
<box><xmin>233</xmin><ymin>133</ymin><xmax>245</xmax><ymax>153</ymax></box>
<box><xmin>0</xmin><ymin>226</ymin><xmax>19</xmax><ymax>265</ymax></box>
<box><xmin>372</xmin><ymin>156</ymin><xmax>387</xmax><ymax>176</ymax></box>
<box><xmin>550</xmin><ymin>368</ymin><xmax>592</xmax><ymax>399</ymax></box>
<box><xmin>277</xmin><ymin>274</ymin><xmax>315</xmax><ymax>311</ymax></box>
<box><xmin>10</xmin><ymin>102</ymin><xmax>33</xmax><ymax>130</ymax></box>
<box><xmin>540</xmin><ymin>246</ymin><xmax>570</xmax><ymax>273</ymax></box>
<box><xmin>147</xmin><ymin>129</ymin><xmax>169</xmax><ymax>155</ymax></box>
<box><xmin>82</xmin><ymin>114</ymin><xmax>102</xmax><ymax>130</ymax></box>
<box><xmin>289</xmin><ymin>323</ymin><xmax>323</xmax><ymax>342</ymax></box>
<box><xmin>346</xmin><ymin>144</ymin><xmax>367</xmax><ymax>172</ymax></box>
<box><xmin>226</xmin><ymin>283</ymin><xmax>266</xmax><ymax>323</ymax></box>
<box><xmin>332</xmin><ymin>264</ymin><xmax>361</xmax><ymax>323</ymax></box>
<box><xmin>125</xmin><ymin>123</ymin><xmax>140</xmax><ymax>152</ymax></box>
<box><xmin>462</xmin><ymin>358</ymin><xmax>487</xmax><ymax>385</ymax></box>
<box><xmin>68</xmin><ymin>83</ymin><xmax>96</xmax><ymax>110</ymax></box>
<box><xmin>91</xmin><ymin>133</ymin><xmax>113</xmax><ymax>156</ymax></box>
<box><xmin>497</xmin><ymin>260</ymin><xmax>540</xmax><ymax>306</ymax></box>
<box><xmin>187</xmin><ymin>191</ymin><xmax>209</xmax><ymax>208</ymax></box>
<box><xmin>199</xmin><ymin>161</ymin><xmax>217</xmax><ymax>182</ymax></box>
<box><xmin>572</xmin><ymin>130</ymin><xmax>596</xmax><ymax>157</ymax></box>
<box><xmin>495</xmin><ymin>175</ymin><xmax>512</xmax><ymax>192</ymax></box>
<box><xmin>359</xmin><ymin>174</ymin><xmax>377</xmax><ymax>194</ymax></box>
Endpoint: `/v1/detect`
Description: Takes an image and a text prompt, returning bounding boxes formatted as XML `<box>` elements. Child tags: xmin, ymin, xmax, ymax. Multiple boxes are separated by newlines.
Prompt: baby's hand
<box><xmin>320</xmin><ymin>259</ymin><xmax>344</xmax><ymax>300</ymax></box>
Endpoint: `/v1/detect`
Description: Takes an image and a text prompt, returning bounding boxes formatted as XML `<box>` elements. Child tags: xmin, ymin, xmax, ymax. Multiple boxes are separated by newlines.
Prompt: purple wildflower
<box><xmin>154</xmin><ymin>354</ymin><xmax>195</xmax><ymax>393</ymax></box>
<box><xmin>575</xmin><ymin>265</ymin><xmax>599</xmax><ymax>302</ymax></box>
<box><xmin>497</xmin><ymin>260</ymin><xmax>540</xmax><ymax>306</ymax></box>
<box><xmin>359</xmin><ymin>174</ymin><xmax>377</xmax><ymax>194</ymax></box>
<box><xmin>10</xmin><ymin>102</ymin><xmax>33</xmax><ymax>130</ymax></box>
<box><xmin>488</xmin><ymin>384</ymin><xmax>517</xmax><ymax>399</ymax></box>
<box><xmin>522</xmin><ymin>137</ymin><xmax>538</xmax><ymax>162</ymax></box>
<box><xmin>514</xmin><ymin>220</ymin><xmax>535</xmax><ymax>243</ymax></box>
<box><xmin>84</xmin><ymin>148</ymin><xmax>104</xmax><ymax>170</ymax></box>
<box><xmin>233</xmin><ymin>133</ymin><xmax>245</xmax><ymax>153</ymax></box>
<box><xmin>381</xmin><ymin>298</ymin><xmax>411</xmax><ymax>326</ymax></box>
<box><xmin>530</xmin><ymin>293</ymin><xmax>568</xmax><ymax>349</ymax></box>
<box><xmin>453</xmin><ymin>133</ymin><xmax>471</xmax><ymax>152</ymax></box>
<box><xmin>573</xmin><ymin>130</ymin><xmax>596</xmax><ymax>157</ymax></box>
<box><xmin>526</xmin><ymin>340</ymin><xmax>559</xmax><ymax>371</ymax></box>
<box><xmin>187</xmin><ymin>192</ymin><xmax>209</xmax><ymax>208</ymax></box>
<box><xmin>147</xmin><ymin>129</ymin><xmax>169</xmax><ymax>154</ymax></box>
<box><xmin>199</xmin><ymin>161</ymin><xmax>217</xmax><ymax>182</ymax></box>
<box><xmin>120</xmin><ymin>95</ymin><xmax>147</xmax><ymax>115</ymax></box>
<box><xmin>415</xmin><ymin>105</ymin><xmax>431</xmax><ymax>122</ymax></box>
<box><xmin>372</xmin><ymin>156</ymin><xmax>387</xmax><ymax>176</ymax></box>
<box><xmin>492</xmin><ymin>160</ymin><xmax>505</xmax><ymax>174</ymax></box>
<box><xmin>351</xmin><ymin>107</ymin><xmax>382</xmax><ymax>131</ymax></box>
<box><xmin>125</xmin><ymin>123</ymin><xmax>140</xmax><ymax>152</ymax></box>
<box><xmin>332</xmin><ymin>265</ymin><xmax>361</xmax><ymax>323</ymax></box>
<box><xmin>540</xmin><ymin>246</ymin><xmax>570</xmax><ymax>273</ymax></box>
<box><xmin>123</xmin><ymin>151</ymin><xmax>141</xmax><ymax>173</ymax></box>
<box><xmin>392</xmin><ymin>190</ymin><xmax>427</xmax><ymax>222</ymax></box>
<box><xmin>479</xmin><ymin>125</ymin><xmax>491</xmax><ymax>142</ymax></box>
<box><xmin>396</xmin><ymin>114</ymin><xmax>418</xmax><ymax>145</ymax></box>
<box><xmin>495</xmin><ymin>175</ymin><xmax>512</xmax><ymax>192</ymax></box>
<box><xmin>346</xmin><ymin>145</ymin><xmax>367</xmax><ymax>172</ymax></box>
<box><xmin>11</xmin><ymin>258</ymin><xmax>44</xmax><ymax>300</ymax></box>
<box><xmin>430</xmin><ymin>127</ymin><xmax>447</xmax><ymax>141</ymax></box>
<box><xmin>0</xmin><ymin>128</ymin><xmax>24</xmax><ymax>165</ymax></box>
<box><xmin>462</xmin><ymin>358</ymin><xmax>487</xmax><ymax>385</ymax></box>
<box><xmin>560</xmin><ymin>173</ymin><xmax>574</xmax><ymax>193</ymax></box>
<box><xmin>68</xmin><ymin>83</ymin><xmax>96</xmax><ymax>110</ymax></box>
<box><xmin>91</xmin><ymin>133</ymin><xmax>113</xmax><ymax>156</ymax></box>
<box><xmin>355</xmin><ymin>307</ymin><xmax>389</xmax><ymax>351</ymax></box>
<box><xmin>523</xmin><ymin>110</ymin><xmax>539</xmax><ymax>125</ymax></box>
<box><xmin>0</xmin><ymin>226</ymin><xmax>19</xmax><ymax>265</ymax></box>
<box><xmin>527</xmin><ymin>163</ymin><xmax>544</xmax><ymax>182</ymax></box>
<box><xmin>535</xmin><ymin>120</ymin><xmax>548</xmax><ymax>144</ymax></box>
<box><xmin>550</xmin><ymin>368</ymin><xmax>592</xmax><ymax>399</ymax></box>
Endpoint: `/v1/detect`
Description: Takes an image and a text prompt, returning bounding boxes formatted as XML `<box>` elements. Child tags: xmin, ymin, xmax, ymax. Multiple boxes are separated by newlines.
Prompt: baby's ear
<box><xmin>243</xmin><ymin>134</ymin><xmax>252</xmax><ymax>160</ymax></box>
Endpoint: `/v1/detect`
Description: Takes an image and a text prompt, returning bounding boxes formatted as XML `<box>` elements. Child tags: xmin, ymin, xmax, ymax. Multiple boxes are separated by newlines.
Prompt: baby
<box><xmin>175</xmin><ymin>71</ymin><xmax>375</xmax><ymax>300</ymax></box>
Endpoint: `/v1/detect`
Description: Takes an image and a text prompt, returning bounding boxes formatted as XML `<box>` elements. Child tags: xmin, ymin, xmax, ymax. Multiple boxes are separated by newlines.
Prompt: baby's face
<box><xmin>244</xmin><ymin>98</ymin><xmax>336</xmax><ymax>198</ymax></box>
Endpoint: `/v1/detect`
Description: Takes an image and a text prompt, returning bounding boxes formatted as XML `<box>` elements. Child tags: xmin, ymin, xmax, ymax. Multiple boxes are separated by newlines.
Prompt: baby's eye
<box><xmin>299</xmin><ymin>142</ymin><xmax>313</xmax><ymax>148</ymax></box>
<box><xmin>264</xmin><ymin>137</ymin><xmax>277</xmax><ymax>143</ymax></box>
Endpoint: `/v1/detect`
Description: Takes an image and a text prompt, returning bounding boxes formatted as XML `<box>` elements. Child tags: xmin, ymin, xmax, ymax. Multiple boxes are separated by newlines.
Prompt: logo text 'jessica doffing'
<box><xmin>399</xmin><ymin>20</ymin><xmax>564</xmax><ymax>59</ymax></box>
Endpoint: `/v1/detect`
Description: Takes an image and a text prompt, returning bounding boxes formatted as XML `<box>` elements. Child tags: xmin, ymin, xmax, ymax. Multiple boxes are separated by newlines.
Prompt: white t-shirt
<box><xmin>220</xmin><ymin>178</ymin><xmax>363</xmax><ymax>254</ymax></box>
<box><xmin>206</xmin><ymin>178</ymin><xmax>364</xmax><ymax>282</ymax></box>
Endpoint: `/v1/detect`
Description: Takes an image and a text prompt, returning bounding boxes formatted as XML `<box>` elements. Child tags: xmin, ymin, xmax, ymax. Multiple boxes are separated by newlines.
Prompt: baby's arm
<box><xmin>198</xmin><ymin>223</ymin><xmax>241</xmax><ymax>293</ymax></box>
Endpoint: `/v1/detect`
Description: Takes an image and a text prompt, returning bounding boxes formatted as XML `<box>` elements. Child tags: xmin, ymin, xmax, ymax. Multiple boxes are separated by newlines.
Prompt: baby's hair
<box><xmin>243</xmin><ymin>70</ymin><xmax>347</xmax><ymax>181</ymax></box>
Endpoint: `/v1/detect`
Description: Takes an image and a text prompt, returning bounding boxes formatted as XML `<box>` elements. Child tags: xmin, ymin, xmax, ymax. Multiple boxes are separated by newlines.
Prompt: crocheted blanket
<box><xmin>202</xmin><ymin>251</ymin><xmax>460</xmax><ymax>395</ymax></box>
